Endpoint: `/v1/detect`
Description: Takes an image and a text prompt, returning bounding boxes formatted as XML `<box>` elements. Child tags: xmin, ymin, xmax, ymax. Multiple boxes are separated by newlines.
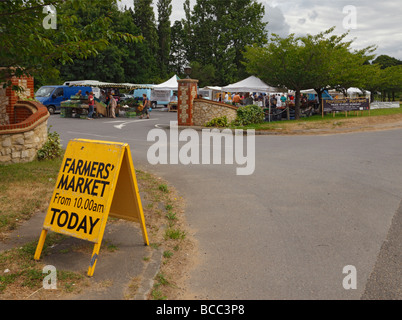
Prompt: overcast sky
<box><xmin>120</xmin><ymin>0</ymin><xmax>402</xmax><ymax>60</ymax></box>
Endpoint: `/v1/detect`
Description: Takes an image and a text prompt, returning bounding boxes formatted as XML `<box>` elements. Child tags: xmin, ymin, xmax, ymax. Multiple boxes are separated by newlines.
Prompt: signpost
<box><xmin>34</xmin><ymin>139</ymin><xmax>149</xmax><ymax>277</ymax></box>
<box><xmin>322</xmin><ymin>98</ymin><xmax>370</xmax><ymax>117</ymax></box>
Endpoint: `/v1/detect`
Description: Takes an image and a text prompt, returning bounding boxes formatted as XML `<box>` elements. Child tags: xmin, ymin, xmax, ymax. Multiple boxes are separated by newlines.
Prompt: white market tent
<box><xmin>347</xmin><ymin>87</ymin><xmax>371</xmax><ymax>98</ymax></box>
<box><xmin>300</xmin><ymin>87</ymin><xmax>371</xmax><ymax>98</ymax></box>
<box><xmin>153</xmin><ymin>75</ymin><xmax>180</xmax><ymax>91</ymax></box>
<box><xmin>221</xmin><ymin>76</ymin><xmax>282</xmax><ymax>93</ymax></box>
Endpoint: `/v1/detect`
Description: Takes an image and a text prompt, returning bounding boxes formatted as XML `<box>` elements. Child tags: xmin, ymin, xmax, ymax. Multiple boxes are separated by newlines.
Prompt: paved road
<box><xmin>48</xmin><ymin>111</ymin><xmax>402</xmax><ymax>300</ymax></box>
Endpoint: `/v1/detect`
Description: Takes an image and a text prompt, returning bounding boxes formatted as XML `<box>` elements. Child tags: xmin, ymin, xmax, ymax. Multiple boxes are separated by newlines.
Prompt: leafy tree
<box><xmin>370</xmin><ymin>55</ymin><xmax>402</xmax><ymax>101</ymax></box>
<box><xmin>189</xmin><ymin>61</ymin><xmax>216</xmax><ymax>87</ymax></box>
<box><xmin>157</xmin><ymin>0</ymin><xmax>172</xmax><ymax>80</ymax></box>
<box><xmin>0</xmin><ymin>0</ymin><xmax>141</xmax><ymax>88</ymax></box>
<box><xmin>372</xmin><ymin>55</ymin><xmax>402</xmax><ymax>69</ymax></box>
<box><xmin>185</xmin><ymin>0</ymin><xmax>267</xmax><ymax>85</ymax></box>
<box><xmin>133</xmin><ymin>0</ymin><xmax>159</xmax><ymax>81</ymax></box>
<box><xmin>244</xmin><ymin>28</ymin><xmax>377</xmax><ymax>118</ymax></box>
<box><xmin>330</xmin><ymin>46</ymin><xmax>376</xmax><ymax>96</ymax></box>
<box><xmin>380</xmin><ymin>65</ymin><xmax>402</xmax><ymax>101</ymax></box>
<box><xmin>169</xmin><ymin>20</ymin><xmax>187</xmax><ymax>76</ymax></box>
<box><xmin>244</xmin><ymin>33</ymin><xmax>314</xmax><ymax>119</ymax></box>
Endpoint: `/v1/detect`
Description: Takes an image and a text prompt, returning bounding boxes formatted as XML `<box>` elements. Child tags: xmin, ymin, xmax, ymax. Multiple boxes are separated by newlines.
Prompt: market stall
<box><xmin>60</xmin><ymin>96</ymin><xmax>108</xmax><ymax>118</ymax></box>
<box><xmin>222</xmin><ymin>76</ymin><xmax>282</xmax><ymax>94</ymax></box>
<box><xmin>63</xmin><ymin>80</ymin><xmax>154</xmax><ymax>118</ymax></box>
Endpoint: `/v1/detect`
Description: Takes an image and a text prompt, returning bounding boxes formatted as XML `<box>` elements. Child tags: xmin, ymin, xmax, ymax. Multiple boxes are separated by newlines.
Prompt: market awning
<box><xmin>222</xmin><ymin>76</ymin><xmax>282</xmax><ymax>93</ymax></box>
<box><xmin>65</xmin><ymin>80</ymin><xmax>154</xmax><ymax>90</ymax></box>
<box><xmin>153</xmin><ymin>75</ymin><xmax>180</xmax><ymax>90</ymax></box>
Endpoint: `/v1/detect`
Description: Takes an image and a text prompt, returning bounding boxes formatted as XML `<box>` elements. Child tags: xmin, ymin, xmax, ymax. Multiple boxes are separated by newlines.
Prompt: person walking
<box><xmin>87</xmin><ymin>91</ymin><xmax>95</xmax><ymax>120</ymax></box>
<box><xmin>139</xmin><ymin>93</ymin><xmax>150</xmax><ymax>119</ymax></box>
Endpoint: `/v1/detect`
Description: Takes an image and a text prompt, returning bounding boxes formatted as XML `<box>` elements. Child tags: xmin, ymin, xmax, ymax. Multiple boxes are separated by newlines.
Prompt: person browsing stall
<box><xmin>108</xmin><ymin>92</ymin><xmax>117</xmax><ymax>118</ymax></box>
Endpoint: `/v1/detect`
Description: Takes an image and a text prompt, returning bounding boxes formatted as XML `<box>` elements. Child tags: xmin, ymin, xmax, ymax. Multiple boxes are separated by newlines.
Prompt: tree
<box><xmin>244</xmin><ymin>28</ymin><xmax>377</xmax><ymax>118</ymax></box>
<box><xmin>185</xmin><ymin>0</ymin><xmax>267</xmax><ymax>85</ymax></box>
<box><xmin>0</xmin><ymin>0</ymin><xmax>141</xmax><ymax>88</ymax></box>
<box><xmin>244</xmin><ymin>33</ymin><xmax>318</xmax><ymax>119</ymax></box>
<box><xmin>380</xmin><ymin>65</ymin><xmax>402</xmax><ymax>101</ymax></box>
<box><xmin>372</xmin><ymin>55</ymin><xmax>402</xmax><ymax>69</ymax></box>
<box><xmin>157</xmin><ymin>0</ymin><xmax>172</xmax><ymax>80</ymax></box>
<box><xmin>133</xmin><ymin>0</ymin><xmax>159</xmax><ymax>80</ymax></box>
<box><xmin>169</xmin><ymin>20</ymin><xmax>187</xmax><ymax>76</ymax></box>
<box><xmin>370</xmin><ymin>55</ymin><xmax>402</xmax><ymax>101</ymax></box>
<box><xmin>330</xmin><ymin>46</ymin><xmax>376</xmax><ymax>96</ymax></box>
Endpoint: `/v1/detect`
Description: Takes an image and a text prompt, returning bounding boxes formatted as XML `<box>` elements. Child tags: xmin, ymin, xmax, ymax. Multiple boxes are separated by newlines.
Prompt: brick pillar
<box><xmin>177</xmin><ymin>79</ymin><xmax>198</xmax><ymax>126</ymax></box>
<box><xmin>2</xmin><ymin>74</ymin><xmax>34</xmax><ymax>124</ymax></box>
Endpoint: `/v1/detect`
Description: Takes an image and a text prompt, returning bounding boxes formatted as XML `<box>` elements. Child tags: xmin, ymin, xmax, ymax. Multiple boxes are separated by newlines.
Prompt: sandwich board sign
<box><xmin>34</xmin><ymin>139</ymin><xmax>149</xmax><ymax>277</ymax></box>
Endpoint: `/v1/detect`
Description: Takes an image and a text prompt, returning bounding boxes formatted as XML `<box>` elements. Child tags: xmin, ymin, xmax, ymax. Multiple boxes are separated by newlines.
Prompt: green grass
<box><xmin>231</xmin><ymin>104</ymin><xmax>402</xmax><ymax>130</ymax></box>
<box><xmin>0</xmin><ymin>158</ymin><xmax>63</xmax><ymax>235</ymax></box>
<box><xmin>164</xmin><ymin>228</ymin><xmax>186</xmax><ymax>240</ymax></box>
<box><xmin>158</xmin><ymin>184</ymin><xmax>169</xmax><ymax>193</ymax></box>
<box><xmin>0</xmin><ymin>157</ymin><xmax>63</xmax><ymax>184</ymax></box>
<box><xmin>0</xmin><ymin>233</ymin><xmax>84</xmax><ymax>295</ymax></box>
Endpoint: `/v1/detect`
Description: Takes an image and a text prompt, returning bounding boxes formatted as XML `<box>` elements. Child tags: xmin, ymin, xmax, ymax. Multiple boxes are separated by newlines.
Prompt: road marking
<box><xmin>113</xmin><ymin>118</ymin><xmax>159</xmax><ymax>129</ymax></box>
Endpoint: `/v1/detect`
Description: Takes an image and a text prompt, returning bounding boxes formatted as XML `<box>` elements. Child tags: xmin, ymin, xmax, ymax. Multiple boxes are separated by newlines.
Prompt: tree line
<box><xmin>1</xmin><ymin>0</ymin><xmax>401</xmax><ymax>109</ymax></box>
<box><xmin>1</xmin><ymin>0</ymin><xmax>268</xmax><ymax>89</ymax></box>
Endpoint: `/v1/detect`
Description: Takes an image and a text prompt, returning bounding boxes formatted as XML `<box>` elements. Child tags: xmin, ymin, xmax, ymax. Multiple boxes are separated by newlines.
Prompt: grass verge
<box><xmin>231</xmin><ymin>105</ymin><xmax>402</xmax><ymax>132</ymax></box>
<box><xmin>0</xmin><ymin>158</ymin><xmax>195</xmax><ymax>300</ymax></box>
<box><xmin>133</xmin><ymin>169</ymin><xmax>195</xmax><ymax>300</ymax></box>
<box><xmin>0</xmin><ymin>158</ymin><xmax>63</xmax><ymax>239</ymax></box>
<box><xmin>0</xmin><ymin>233</ymin><xmax>88</xmax><ymax>299</ymax></box>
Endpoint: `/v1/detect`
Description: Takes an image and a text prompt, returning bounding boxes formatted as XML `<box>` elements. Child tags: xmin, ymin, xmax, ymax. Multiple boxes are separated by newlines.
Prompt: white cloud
<box><xmin>119</xmin><ymin>0</ymin><xmax>402</xmax><ymax>59</ymax></box>
<box><xmin>261</xmin><ymin>2</ymin><xmax>290</xmax><ymax>37</ymax></box>
<box><xmin>264</xmin><ymin>0</ymin><xmax>402</xmax><ymax>59</ymax></box>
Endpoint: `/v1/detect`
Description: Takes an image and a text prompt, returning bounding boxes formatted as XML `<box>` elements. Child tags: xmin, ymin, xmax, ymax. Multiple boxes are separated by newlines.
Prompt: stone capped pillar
<box><xmin>177</xmin><ymin>78</ymin><xmax>198</xmax><ymax>126</ymax></box>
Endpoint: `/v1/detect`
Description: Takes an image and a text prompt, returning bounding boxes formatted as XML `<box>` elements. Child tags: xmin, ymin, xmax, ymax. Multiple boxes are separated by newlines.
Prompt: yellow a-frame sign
<box><xmin>34</xmin><ymin>139</ymin><xmax>149</xmax><ymax>277</ymax></box>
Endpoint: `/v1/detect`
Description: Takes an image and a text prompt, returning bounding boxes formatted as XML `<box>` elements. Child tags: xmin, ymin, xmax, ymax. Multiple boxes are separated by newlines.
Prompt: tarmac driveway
<box><xmin>48</xmin><ymin>111</ymin><xmax>402</xmax><ymax>300</ymax></box>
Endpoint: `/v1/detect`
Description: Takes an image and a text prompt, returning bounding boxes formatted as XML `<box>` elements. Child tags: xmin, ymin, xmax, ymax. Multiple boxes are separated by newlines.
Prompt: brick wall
<box><xmin>0</xmin><ymin>74</ymin><xmax>50</xmax><ymax>164</ymax></box>
<box><xmin>5</xmin><ymin>75</ymin><xmax>35</xmax><ymax>124</ymax></box>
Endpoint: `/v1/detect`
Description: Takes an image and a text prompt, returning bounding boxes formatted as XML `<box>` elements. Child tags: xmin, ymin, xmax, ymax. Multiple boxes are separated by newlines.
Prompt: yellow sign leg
<box><xmin>87</xmin><ymin>242</ymin><xmax>101</xmax><ymax>277</ymax></box>
<box><xmin>34</xmin><ymin>229</ymin><xmax>48</xmax><ymax>260</ymax></box>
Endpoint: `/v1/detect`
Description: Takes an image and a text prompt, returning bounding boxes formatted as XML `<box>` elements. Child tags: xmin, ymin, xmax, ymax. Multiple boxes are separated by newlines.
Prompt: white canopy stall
<box><xmin>152</xmin><ymin>74</ymin><xmax>179</xmax><ymax>90</ymax></box>
<box><xmin>152</xmin><ymin>75</ymin><xmax>180</xmax><ymax>109</ymax></box>
<box><xmin>222</xmin><ymin>76</ymin><xmax>282</xmax><ymax>93</ymax></box>
<box><xmin>199</xmin><ymin>86</ymin><xmax>222</xmax><ymax>100</ymax></box>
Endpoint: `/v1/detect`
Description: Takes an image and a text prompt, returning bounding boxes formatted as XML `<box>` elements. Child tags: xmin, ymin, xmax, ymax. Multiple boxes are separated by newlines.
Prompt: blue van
<box><xmin>35</xmin><ymin>85</ymin><xmax>93</xmax><ymax>114</ymax></box>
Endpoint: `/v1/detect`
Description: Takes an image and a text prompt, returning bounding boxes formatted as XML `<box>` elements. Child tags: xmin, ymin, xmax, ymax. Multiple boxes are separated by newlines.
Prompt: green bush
<box><xmin>233</xmin><ymin>104</ymin><xmax>264</xmax><ymax>126</ymax></box>
<box><xmin>205</xmin><ymin>116</ymin><xmax>228</xmax><ymax>127</ymax></box>
<box><xmin>37</xmin><ymin>126</ymin><xmax>63</xmax><ymax>160</ymax></box>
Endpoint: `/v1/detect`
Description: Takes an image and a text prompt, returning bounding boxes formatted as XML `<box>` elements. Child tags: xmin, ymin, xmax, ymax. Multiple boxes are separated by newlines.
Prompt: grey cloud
<box><xmin>308</xmin><ymin>10</ymin><xmax>318</xmax><ymax>21</ymax></box>
<box><xmin>261</xmin><ymin>2</ymin><xmax>290</xmax><ymax>38</ymax></box>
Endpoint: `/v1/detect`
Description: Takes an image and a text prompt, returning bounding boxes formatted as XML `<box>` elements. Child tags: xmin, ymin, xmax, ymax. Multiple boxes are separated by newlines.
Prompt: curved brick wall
<box><xmin>0</xmin><ymin>101</ymin><xmax>49</xmax><ymax>164</ymax></box>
